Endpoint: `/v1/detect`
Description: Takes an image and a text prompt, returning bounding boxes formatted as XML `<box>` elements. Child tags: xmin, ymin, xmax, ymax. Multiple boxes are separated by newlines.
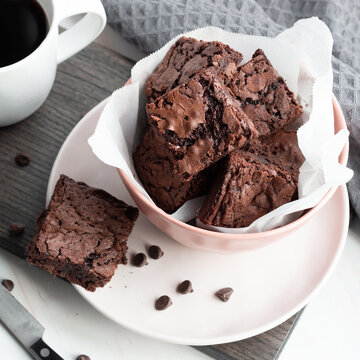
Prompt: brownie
<box><xmin>228</xmin><ymin>49</ymin><xmax>303</xmax><ymax>136</ymax></box>
<box><xmin>133</xmin><ymin>128</ymin><xmax>212</xmax><ymax>213</ymax></box>
<box><xmin>27</xmin><ymin>175</ymin><xmax>139</xmax><ymax>291</ymax></box>
<box><xmin>145</xmin><ymin>36</ymin><xmax>243</xmax><ymax>101</ymax></box>
<box><xmin>146</xmin><ymin>69</ymin><xmax>258</xmax><ymax>180</ymax></box>
<box><xmin>262</xmin><ymin>130</ymin><xmax>304</xmax><ymax>169</ymax></box>
<box><xmin>197</xmin><ymin>149</ymin><xmax>298</xmax><ymax>228</ymax></box>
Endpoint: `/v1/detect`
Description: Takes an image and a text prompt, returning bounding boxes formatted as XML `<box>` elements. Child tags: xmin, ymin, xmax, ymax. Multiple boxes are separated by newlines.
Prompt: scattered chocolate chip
<box><xmin>155</xmin><ymin>295</ymin><xmax>172</xmax><ymax>311</ymax></box>
<box><xmin>15</xmin><ymin>153</ymin><xmax>30</xmax><ymax>167</ymax></box>
<box><xmin>148</xmin><ymin>245</ymin><xmax>164</xmax><ymax>259</ymax></box>
<box><xmin>76</xmin><ymin>355</ymin><xmax>90</xmax><ymax>360</ymax></box>
<box><xmin>9</xmin><ymin>222</ymin><xmax>25</xmax><ymax>236</ymax></box>
<box><xmin>215</xmin><ymin>287</ymin><xmax>234</xmax><ymax>302</ymax></box>
<box><xmin>132</xmin><ymin>253</ymin><xmax>148</xmax><ymax>267</ymax></box>
<box><xmin>177</xmin><ymin>280</ymin><xmax>193</xmax><ymax>294</ymax></box>
<box><xmin>1</xmin><ymin>279</ymin><xmax>14</xmax><ymax>292</ymax></box>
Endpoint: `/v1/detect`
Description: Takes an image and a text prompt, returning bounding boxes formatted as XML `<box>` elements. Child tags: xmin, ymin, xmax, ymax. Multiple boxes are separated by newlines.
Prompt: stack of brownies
<box><xmin>133</xmin><ymin>37</ymin><xmax>304</xmax><ymax>228</ymax></box>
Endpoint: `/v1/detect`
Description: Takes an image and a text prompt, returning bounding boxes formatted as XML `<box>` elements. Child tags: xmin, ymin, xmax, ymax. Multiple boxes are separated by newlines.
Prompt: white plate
<box><xmin>47</xmin><ymin>99</ymin><xmax>349</xmax><ymax>345</ymax></box>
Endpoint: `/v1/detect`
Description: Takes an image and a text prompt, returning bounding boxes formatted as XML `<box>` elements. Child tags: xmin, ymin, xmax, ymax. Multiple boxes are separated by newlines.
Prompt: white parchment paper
<box><xmin>88</xmin><ymin>17</ymin><xmax>353</xmax><ymax>233</ymax></box>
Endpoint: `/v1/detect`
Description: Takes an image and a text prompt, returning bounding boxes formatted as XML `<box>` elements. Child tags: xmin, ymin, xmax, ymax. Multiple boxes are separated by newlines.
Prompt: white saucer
<box><xmin>47</xmin><ymin>99</ymin><xmax>349</xmax><ymax>345</ymax></box>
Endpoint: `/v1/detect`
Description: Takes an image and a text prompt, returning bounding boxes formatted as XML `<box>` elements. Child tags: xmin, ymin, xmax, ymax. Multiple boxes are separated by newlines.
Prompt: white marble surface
<box><xmin>2</xmin><ymin>25</ymin><xmax>360</xmax><ymax>360</ymax></box>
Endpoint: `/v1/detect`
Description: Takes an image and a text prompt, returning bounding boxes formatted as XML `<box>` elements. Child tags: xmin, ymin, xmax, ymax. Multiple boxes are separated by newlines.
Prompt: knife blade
<box><xmin>0</xmin><ymin>284</ymin><xmax>63</xmax><ymax>360</ymax></box>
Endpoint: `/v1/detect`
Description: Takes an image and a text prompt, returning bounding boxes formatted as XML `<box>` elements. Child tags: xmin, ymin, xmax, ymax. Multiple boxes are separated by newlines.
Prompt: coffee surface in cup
<box><xmin>0</xmin><ymin>0</ymin><xmax>48</xmax><ymax>68</ymax></box>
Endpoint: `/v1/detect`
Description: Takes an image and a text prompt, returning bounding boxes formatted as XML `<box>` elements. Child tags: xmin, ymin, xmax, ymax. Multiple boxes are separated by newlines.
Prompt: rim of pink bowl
<box><xmin>119</xmin><ymin>79</ymin><xmax>349</xmax><ymax>240</ymax></box>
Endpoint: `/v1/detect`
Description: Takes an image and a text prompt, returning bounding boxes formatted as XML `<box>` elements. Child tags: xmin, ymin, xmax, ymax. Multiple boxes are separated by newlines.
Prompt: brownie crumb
<box><xmin>215</xmin><ymin>287</ymin><xmax>234</xmax><ymax>302</ymax></box>
<box><xmin>1</xmin><ymin>279</ymin><xmax>14</xmax><ymax>292</ymax></box>
<box><xmin>155</xmin><ymin>295</ymin><xmax>172</xmax><ymax>311</ymax></box>
<box><xmin>177</xmin><ymin>280</ymin><xmax>193</xmax><ymax>294</ymax></box>
<box><xmin>148</xmin><ymin>245</ymin><xmax>164</xmax><ymax>259</ymax></box>
<box><xmin>76</xmin><ymin>355</ymin><xmax>90</xmax><ymax>360</ymax></box>
<box><xmin>9</xmin><ymin>222</ymin><xmax>25</xmax><ymax>236</ymax></box>
<box><xmin>15</xmin><ymin>153</ymin><xmax>31</xmax><ymax>167</ymax></box>
<box><xmin>132</xmin><ymin>253</ymin><xmax>148</xmax><ymax>267</ymax></box>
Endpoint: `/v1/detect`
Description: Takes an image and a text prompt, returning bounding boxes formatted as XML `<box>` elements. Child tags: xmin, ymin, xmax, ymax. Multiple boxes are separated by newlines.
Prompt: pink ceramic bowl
<box><xmin>118</xmin><ymin>94</ymin><xmax>349</xmax><ymax>253</ymax></box>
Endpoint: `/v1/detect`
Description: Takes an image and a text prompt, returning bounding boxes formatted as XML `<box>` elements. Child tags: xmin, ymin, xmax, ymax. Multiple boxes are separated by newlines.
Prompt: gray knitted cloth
<box><xmin>102</xmin><ymin>0</ymin><xmax>360</xmax><ymax>218</ymax></box>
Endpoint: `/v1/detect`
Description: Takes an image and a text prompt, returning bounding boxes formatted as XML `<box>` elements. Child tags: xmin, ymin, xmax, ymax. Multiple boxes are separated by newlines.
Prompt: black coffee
<box><xmin>0</xmin><ymin>0</ymin><xmax>48</xmax><ymax>67</ymax></box>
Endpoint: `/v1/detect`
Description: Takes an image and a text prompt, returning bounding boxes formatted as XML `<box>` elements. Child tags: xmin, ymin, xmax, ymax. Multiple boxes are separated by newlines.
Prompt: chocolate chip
<box><xmin>2</xmin><ymin>279</ymin><xmax>14</xmax><ymax>292</ymax></box>
<box><xmin>132</xmin><ymin>253</ymin><xmax>148</xmax><ymax>267</ymax></box>
<box><xmin>9</xmin><ymin>222</ymin><xmax>25</xmax><ymax>236</ymax></box>
<box><xmin>155</xmin><ymin>295</ymin><xmax>172</xmax><ymax>311</ymax></box>
<box><xmin>148</xmin><ymin>245</ymin><xmax>164</xmax><ymax>259</ymax></box>
<box><xmin>15</xmin><ymin>153</ymin><xmax>30</xmax><ymax>167</ymax></box>
<box><xmin>76</xmin><ymin>355</ymin><xmax>90</xmax><ymax>360</ymax></box>
<box><xmin>215</xmin><ymin>287</ymin><xmax>233</xmax><ymax>302</ymax></box>
<box><xmin>177</xmin><ymin>280</ymin><xmax>193</xmax><ymax>294</ymax></box>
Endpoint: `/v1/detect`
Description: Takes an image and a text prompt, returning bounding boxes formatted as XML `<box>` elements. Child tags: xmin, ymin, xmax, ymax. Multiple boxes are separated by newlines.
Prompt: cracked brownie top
<box><xmin>146</xmin><ymin>69</ymin><xmax>258</xmax><ymax>180</ymax></box>
<box><xmin>228</xmin><ymin>49</ymin><xmax>303</xmax><ymax>136</ymax></box>
<box><xmin>27</xmin><ymin>175</ymin><xmax>139</xmax><ymax>291</ymax></box>
<box><xmin>145</xmin><ymin>36</ymin><xmax>243</xmax><ymax>101</ymax></box>
<box><xmin>197</xmin><ymin>149</ymin><xmax>299</xmax><ymax>228</ymax></box>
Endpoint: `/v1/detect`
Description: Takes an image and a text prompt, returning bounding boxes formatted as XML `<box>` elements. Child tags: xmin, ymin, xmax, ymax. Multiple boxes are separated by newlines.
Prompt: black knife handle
<box><xmin>29</xmin><ymin>338</ymin><xmax>64</xmax><ymax>360</ymax></box>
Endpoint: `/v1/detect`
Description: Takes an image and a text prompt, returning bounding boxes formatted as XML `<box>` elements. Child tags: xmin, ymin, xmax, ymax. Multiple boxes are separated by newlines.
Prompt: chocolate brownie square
<box><xmin>262</xmin><ymin>130</ymin><xmax>304</xmax><ymax>169</ymax></box>
<box><xmin>146</xmin><ymin>69</ymin><xmax>258</xmax><ymax>180</ymax></box>
<box><xmin>145</xmin><ymin>36</ymin><xmax>243</xmax><ymax>101</ymax></box>
<box><xmin>228</xmin><ymin>49</ymin><xmax>303</xmax><ymax>136</ymax></box>
<box><xmin>27</xmin><ymin>175</ymin><xmax>139</xmax><ymax>291</ymax></box>
<box><xmin>197</xmin><ymin>149</ymin><xmax>298</xmax><ymax>228</ymax></box>
<box><xmin>133</xmin><ymin>128</ymin><xmax>212</xmax><ymax>213</ymax></box>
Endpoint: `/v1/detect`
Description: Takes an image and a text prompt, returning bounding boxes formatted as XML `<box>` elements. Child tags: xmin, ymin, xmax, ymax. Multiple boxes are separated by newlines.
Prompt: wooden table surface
<box><xmin>0</xmin><ymin>42</ymin><xmax>302</xmax><ymax>360</ymax></box>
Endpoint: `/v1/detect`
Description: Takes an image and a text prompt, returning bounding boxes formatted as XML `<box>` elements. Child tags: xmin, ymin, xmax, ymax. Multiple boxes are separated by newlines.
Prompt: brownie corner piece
<box><xmin>26</xmin><ymin>175</ymin><xmax>139</xmax><ymax>291</ymax></box>
<box><xmin>229</xmin><ymin>48</ymin><xmax>303</xmax><ymax>136</ymax></box>
<box><xmin>198</xmin><ymin>149</ymin><xmax>298</xmax><ymax>228</ymax></box>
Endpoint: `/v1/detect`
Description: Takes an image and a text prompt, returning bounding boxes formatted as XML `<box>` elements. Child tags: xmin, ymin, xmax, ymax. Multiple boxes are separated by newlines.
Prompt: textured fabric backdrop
<box><xmin>102</xmin><ymin>0</ymin><xmax>360</xmax><ymax>218</ymax></box>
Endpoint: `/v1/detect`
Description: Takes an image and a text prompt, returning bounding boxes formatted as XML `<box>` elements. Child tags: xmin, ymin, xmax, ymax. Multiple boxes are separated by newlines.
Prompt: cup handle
<box><xmin>54</xmin><ymin>0</ymin><xmax>106</xmax><ymax>64</ymax></box>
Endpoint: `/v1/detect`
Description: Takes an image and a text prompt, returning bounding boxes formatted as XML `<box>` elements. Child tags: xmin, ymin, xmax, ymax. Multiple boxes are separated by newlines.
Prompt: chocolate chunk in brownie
<box><xmin>26</xmin><ymin>175</ymin><xmax>139</xmax><ymax>291</ymax></box>
<box><xmin>146</xmin><ymin>69</ymin><xmax>258</xmax><ymax>180</ymax></box>
<box><xmin>198</xmin><ymin>149</ymin><xmax>298</xmax><ymax>228</ymax></box>
<box><xmin>145</xmin><ymin>36</ymin><xmax>243</xmax><ymax>101</ymax></box>
<box><xmin>133</xmin><ymin>128</ymin><xmax>212</xmax><ymax>213</ymax></box>
<box><xmin>228</xmin><ymin>49</ymin><xmax>303</xmax><ymax>136</ymax></box>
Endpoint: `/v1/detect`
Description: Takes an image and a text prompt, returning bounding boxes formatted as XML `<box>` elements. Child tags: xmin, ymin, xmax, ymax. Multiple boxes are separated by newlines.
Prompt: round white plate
<box><xmin>47</xmin><ymin>99</ymin><xmax>349</xmax><ymax>345</ymax></box>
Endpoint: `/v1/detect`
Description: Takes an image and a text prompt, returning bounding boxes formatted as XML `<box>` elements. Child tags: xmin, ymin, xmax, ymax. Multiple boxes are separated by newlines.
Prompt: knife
<box><xmin>0</xmin><ymin>284</ymin><xmax>63</xmax><ymax>360</ymax></box>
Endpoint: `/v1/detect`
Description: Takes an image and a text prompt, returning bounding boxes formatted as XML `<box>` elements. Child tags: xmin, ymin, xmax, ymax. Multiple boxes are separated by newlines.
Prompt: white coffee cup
<box><xmin>0</xmin><ymin>0</ymin><xmax>106</xmax><ymax>127</ymax></box>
